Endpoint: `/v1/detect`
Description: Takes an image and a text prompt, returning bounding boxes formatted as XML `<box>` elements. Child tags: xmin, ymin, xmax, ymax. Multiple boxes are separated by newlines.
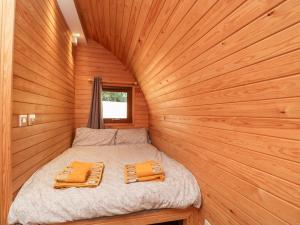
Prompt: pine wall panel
<box><xmin>75</xmin><ymin>0</ymin><xmax>300</xmax><ymax>224</ymax></box>
<box><xmin>0</xmin><ymin>0</ymin><xmax>15</xmax><ymax>223</ymax></box>
<box><xmin>12</xmin><ymin>0</ymin><xmax>74</xmax><ymax>194</ymax></box>
<box><xmin>74</xmin><ymin>41</ymin><xmax>149</xmax><ymax>129</ymax></box>
<box><xmin>141</xmin><ymin>2</ymin><xmax>300</xmax><ymax>225</ymax></box>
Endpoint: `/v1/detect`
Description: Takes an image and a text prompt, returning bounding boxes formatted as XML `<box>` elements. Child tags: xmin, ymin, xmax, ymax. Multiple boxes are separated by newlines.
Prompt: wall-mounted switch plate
<box><xmin>19</xmin><ymin>115</ymin><xmax>27</xmax><ymax>127</ymax></box>
<box><xmin>28</xmin><ymin>114</ymin><xmax>36</xmax><ymax>126</ymax></box>
<box><xmin>204</xmin><ymin>219</ymin><xmax>212</xmax><ymax>225</ymax></box>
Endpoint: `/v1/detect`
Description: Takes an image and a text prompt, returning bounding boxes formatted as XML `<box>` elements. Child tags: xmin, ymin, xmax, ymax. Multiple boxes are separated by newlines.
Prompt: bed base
<box><xmin>51</xmin><ymin>207</ymin><xmax>198</xmax><ymax>225</ymax></box>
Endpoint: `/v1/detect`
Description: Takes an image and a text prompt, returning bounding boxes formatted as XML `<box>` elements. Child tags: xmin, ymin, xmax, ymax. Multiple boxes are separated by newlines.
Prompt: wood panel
<box><xmin>0</xmin><ymin>0</ymin><xmax>16</xmax><ymax>224</ymax></box>
<box><xmin>74</xmin><ymin>41</ymin><xmax>149</xmax><ymax>129</ymax></box>
<box><xmin>12</xmin><ymin>0</ymin><xmax>74</xmax><ymax>194</ymax></box>
<box><xmin>76</xmin><ymin>1</ymin><xmax>300</xmax><ymax>225</ymax></box>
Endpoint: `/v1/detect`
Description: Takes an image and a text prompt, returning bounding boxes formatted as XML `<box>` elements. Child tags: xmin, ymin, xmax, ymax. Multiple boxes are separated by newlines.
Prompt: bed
<box><xmin>9</xmin><ymin>142</ymin><xmax>201</xmax><ymax>225</ymax></box>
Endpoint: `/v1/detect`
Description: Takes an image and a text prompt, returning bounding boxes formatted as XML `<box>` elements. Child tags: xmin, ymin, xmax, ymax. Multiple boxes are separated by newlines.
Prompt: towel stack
<box><xmin>54</xmin><ymin>161</ymin><xmax>104</xmax><ymax>189</ymax></box>
<box><xmin>124</xmin><ymin>160</ymin><xmax>165</xmax><ymax>184</ymax></box>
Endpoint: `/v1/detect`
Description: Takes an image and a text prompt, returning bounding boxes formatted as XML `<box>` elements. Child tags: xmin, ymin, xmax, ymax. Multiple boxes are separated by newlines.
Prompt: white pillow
<box><xmin>116</xmin><ymin>128</ymin><xmax>148</xmax><ymax>145</ymax></box>
<box><xmin>72</xmin><ymin>128</ymin><xmax>117</xmax><ymax>147</ymax></box>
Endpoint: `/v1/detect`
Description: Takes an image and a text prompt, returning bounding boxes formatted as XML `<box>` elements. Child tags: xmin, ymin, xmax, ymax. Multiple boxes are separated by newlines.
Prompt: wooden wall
<box><xmin>74</xmin><ymin>41</ymin><xmax>149</xmax><ymax>129</ymax></box>
<box><xmin>140</xmin><ymin>2</ymin><xmax>300</xmax><ymax>225</ymax></box>
<box><xmin>75</xmin><ymin>1</ymin><xmax>300</xmax><ymax>225</ymax></box>
<box><xmin>12</xmin><ymin>0</ymin><xmax>74</xmax><ymax>194</ymax></box>
<box><xmin>0</xmin><ymin>0</ymin><xmax>15</xmax><ymax>223</ymax></box>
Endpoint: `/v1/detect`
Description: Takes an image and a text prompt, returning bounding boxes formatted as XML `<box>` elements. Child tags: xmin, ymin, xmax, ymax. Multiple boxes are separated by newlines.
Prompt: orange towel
<box><xmin>124</xmin><ymin>160</ymin><xmax>165</xmax><ymax>183</ymax></box>
<box><xmin>54</xmin><ymin>162</ymin><xmax>104</xmax><ymax>189</ymax></box>
<box><xmin>55</xmin><ymin>161</ymin><xmax>93</xmax><ymax>183</ymax></box>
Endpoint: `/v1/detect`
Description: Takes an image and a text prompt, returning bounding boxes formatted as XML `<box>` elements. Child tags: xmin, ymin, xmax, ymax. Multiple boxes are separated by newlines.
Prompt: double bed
<box><xmin>9</xmin><ymin>129</ymin><xmax>201</xmax><ymax>225</ymax></box>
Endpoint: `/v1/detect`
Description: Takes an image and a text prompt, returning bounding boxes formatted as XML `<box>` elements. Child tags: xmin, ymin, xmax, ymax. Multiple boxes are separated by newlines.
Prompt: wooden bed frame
<box><xmin>52</xmin><ymin>207</ymin><xmax>198</xmax><ymax>225</ymax></box>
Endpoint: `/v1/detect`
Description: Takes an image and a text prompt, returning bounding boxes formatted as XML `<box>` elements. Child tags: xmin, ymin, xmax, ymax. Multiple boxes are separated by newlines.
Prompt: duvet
<box><xmin>9</xmin><ymin>144</ymin><xmax>201</xmax><ymax>225</ymax></box>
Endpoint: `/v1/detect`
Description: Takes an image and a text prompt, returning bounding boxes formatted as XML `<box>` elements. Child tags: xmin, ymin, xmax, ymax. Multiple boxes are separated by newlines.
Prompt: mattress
<box><xmin>9</xmin><ymin>144</ymin><xmax>201</xmax><ymax>225</ymax></box>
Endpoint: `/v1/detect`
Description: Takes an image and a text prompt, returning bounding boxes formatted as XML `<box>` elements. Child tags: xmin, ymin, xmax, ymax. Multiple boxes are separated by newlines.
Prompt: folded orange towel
<box><xmin>55</xmin><ymin>161</ymin><xmax>93</xmax><ymax>183</ymax></box>
<box><xmin>54</xmin><ymin>162</ymin><xmax>104</xmax><ymax>189</ymax></box>
<box><xmin>124</xmin><ymin>160</ymin><xmax>165</xmax><ymax>184</ymax></box>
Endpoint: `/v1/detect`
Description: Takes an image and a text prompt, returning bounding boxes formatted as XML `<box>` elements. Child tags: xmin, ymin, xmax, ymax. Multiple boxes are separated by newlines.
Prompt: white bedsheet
<box><xmin>9</xmin><ymin>144</ymin><xmax>201</xmax><ymax>225</ymax></box>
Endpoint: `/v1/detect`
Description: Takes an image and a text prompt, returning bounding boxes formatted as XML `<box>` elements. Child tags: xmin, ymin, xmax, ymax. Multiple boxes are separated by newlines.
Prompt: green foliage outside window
<box><xmin>102</xmin><ymin>91</ymin><xmax>127</xmax><ymax>102</ymax></box>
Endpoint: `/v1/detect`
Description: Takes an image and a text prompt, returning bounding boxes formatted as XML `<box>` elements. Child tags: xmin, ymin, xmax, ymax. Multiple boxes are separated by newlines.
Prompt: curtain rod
<box><xmin>88</xmin><ymin>78</ymin><xmax>138</xmax><ymax>86</ymax></box>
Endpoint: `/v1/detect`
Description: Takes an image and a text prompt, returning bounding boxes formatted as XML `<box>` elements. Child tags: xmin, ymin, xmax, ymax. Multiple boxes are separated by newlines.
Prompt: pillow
<box><xmin>72</xmin><ymin>128</ymin><xmax>117</xmax><ymax>147</ymax></box>
<box><xmin>115</xmin><ymin>128</ymin><xmax>148</xmax><ymax>145</ymax></box>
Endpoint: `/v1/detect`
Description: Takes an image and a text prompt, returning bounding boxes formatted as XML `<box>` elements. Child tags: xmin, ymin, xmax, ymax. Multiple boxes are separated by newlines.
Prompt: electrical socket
<box><xmin>28</xmin><ymin>114</ymin><xmax>36</xmax><ymax>126</ymax></box>
<box><xmin>18</xmin><ymin>115</ymin><xmax>27</xmax><ymax>127</ymax></box>
<box><xmin>204</xmin><ymin>219</ymin><xmax>212</xmax><ymax>225</ymax></box>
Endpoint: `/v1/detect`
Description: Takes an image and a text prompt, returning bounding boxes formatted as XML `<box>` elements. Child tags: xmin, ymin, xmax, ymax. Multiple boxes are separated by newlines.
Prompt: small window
<box><xmin>102</xmin><ymin>86</ymin><xmax>132</xmax><ymax>123</ymax></box>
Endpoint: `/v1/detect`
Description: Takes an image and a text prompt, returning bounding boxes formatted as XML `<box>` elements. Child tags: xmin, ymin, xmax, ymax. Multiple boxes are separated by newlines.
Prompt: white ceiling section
<box><xmin>57</xmin><ymin>0</ymin><xmax>86</xmax><ymax>44</ymax></box>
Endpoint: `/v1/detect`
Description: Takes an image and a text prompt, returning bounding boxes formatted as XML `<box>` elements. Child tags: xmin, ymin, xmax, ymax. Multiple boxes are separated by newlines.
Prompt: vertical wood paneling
<box><xmin>0</xmin><ymin>0</ymin><xmax>15</xmax><ymax>223</ymax></box>
<box><xmin>12</xmin><ymin>0</ymin><xmax>74</xmax><ymax>194</ymax></box>
<box><xmin>74</xmin><ymin>41</ymin><xmax>149</xmax><ymax>129</ymax></box>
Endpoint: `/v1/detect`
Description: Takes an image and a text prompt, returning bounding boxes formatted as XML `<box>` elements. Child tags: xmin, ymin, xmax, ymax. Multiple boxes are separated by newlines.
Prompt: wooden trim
<box><xmin>88</xmin><ymin>78</ymin><xmax>138</xmax><ymax>86</ymax></box>
<box><xmin>102</xmin><ymin>86</ymin><xmax>133</xmax><ymax>123</ymax></box>
<box><xmin>0</xmin><ymin>0</ymin><xmax>16</xmax><ymax>224</ymax></box>
<box><xmin>51</xmin><ymin>207</ymin><xmax>197</xmax><ymax>225</ymax></box>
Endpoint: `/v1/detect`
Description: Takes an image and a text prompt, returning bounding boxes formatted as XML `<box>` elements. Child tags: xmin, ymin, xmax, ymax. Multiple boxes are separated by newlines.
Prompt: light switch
<box><xmin>19</xmin><ymin>115</ymin><xmax>27</xmax><ymax>127</ymax></box>
<box><xmin>28</xmin><ymin>114</ymin><xmax>36</xmax><ymax>126</ymax></box>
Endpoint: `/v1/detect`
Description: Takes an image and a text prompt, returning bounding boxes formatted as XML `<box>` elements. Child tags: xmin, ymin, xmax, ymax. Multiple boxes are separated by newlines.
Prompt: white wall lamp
<box><xmin>72</xmin><ymin>33</ymin><xmax>81</xmax><ymax>45</ymax></box>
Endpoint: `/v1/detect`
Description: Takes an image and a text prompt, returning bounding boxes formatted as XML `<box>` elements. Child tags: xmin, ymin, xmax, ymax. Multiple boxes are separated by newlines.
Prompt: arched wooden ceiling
<box><xmin>74</xmin><ymin>1</ymin><xmax>300</xmax><ymax>225</ymax></box>
<box><xmin>74</xmin><ymin>0</ymin><xmax>217</xmax><ymax>84</ymax></box>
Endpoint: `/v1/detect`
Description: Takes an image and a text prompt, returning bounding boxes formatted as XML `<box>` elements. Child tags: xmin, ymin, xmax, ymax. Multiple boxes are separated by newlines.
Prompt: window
<box><xmin>102</xmin><ymin>86</ymin><xmax>132</xmax><ymax>123</ymax></box>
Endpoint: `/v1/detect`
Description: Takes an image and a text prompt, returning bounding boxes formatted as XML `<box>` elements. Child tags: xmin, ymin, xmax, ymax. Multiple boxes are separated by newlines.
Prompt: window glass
<box><xmin>102</xmin><ymin>87</ymin><xmax>132</xmax><ymax>123</ymax></box>
<box><xmin>102</xmin><ymin>91</ymin><xmax>127</xmax><ymax>119</ymax></box>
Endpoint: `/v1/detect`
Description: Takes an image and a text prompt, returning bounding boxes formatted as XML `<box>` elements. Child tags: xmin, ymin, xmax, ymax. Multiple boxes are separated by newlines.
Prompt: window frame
<box><xmin>102</xmin><ymin>86</ymin><xmax>133</xmax><ymax>123</ymax></box>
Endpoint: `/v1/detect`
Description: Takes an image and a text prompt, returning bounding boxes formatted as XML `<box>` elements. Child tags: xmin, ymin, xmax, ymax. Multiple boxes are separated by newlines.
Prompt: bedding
<box><xmin>72</xmin><ymin>128</ymin><xmax>117</xmax><ymax>146</ymax></box>
<box><xmin>9</xmin><ymin>144</ymin><xmax>201</xmax><ymax>225</ymax></box>
<box><xmin>115</xmin><ymin>128</ymin><xmax>148</xmax><ymax>145</ymax></box>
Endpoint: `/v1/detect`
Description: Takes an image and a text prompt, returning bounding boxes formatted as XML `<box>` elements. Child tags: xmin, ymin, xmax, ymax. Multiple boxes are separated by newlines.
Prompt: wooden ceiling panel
<box><xmin>75</xmin><ymin>0</ymin><xmax>179</xmax><ymax>66</ymax></box>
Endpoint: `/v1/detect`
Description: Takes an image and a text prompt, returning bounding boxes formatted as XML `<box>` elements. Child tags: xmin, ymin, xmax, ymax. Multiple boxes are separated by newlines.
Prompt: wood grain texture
<box><xmin>75</xmin><ymin>1</ymin><xmax>300</xmax><ymax>225</ymax></box>
<box><xmin>0</xmin><ymin>0</ymin><xmax>15</xmax><ymax>224</ymax></box>
<box><xmin>51</xmin><ymin>207</ymin><xmax>197</xmax><ymax>225</ymax></box>
<box><xmin>12</xmin><ymin>0</ymin><xmax>74</xmax><ymax>194</ymax></box>
<box><xmin>74</xmin><ymin>41</ymin><xmax>149</xmax><ymax>129</ymax></box>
